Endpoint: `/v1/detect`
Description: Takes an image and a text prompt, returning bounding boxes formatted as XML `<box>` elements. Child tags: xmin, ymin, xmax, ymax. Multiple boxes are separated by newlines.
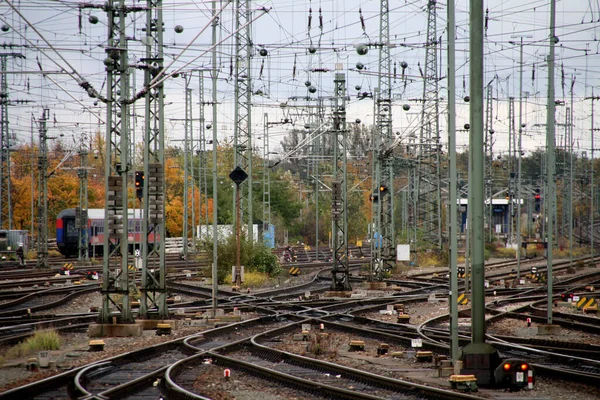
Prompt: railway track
<box><xmin>1</xmin><ymin>253</ymin><xmax>600</xmax><ymax>398</ymax></box>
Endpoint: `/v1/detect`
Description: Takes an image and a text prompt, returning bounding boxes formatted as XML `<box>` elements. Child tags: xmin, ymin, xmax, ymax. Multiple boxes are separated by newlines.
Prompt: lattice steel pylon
<box><xmin>262</xmin><ymin>113</ymin><xmax>271</xmax><ymax>232</ymax></box>
<box><xmin>36</xmin><ymin>109</ymin><xmax>49</xmax><ymax>269</ymax></box>
<box><xmin>0</xmin><ymin>53</ymin><xmax>24</xmax><ymax>230</ymax></box>
<box><xmin>99</xmin><ymin>0</ymin><xmax>134</xmax><ymax>324</ymax></box>
<box><xmin>234</xmin><ymin>0</ymin><xmax>253</xmax><ymax>240</ymax></box>
<box><xmin>182</xmin><ymin>83</ymin><xmax>195</xmax><ymax>257</ymax></box>
<box><xmin>371</xmin><ymin>0</ymin><xmax>395</xmax><ymax>279</ymax></box>
<box><xmin>416</xmin><ymin>0</ymin><xmax>442</xmax><ymax>249</ymax></box>
<box><xmin>330</xmin><ymin>73</ymin><xmax>351</xmax><ymax>291</ymax></box>
<box><xmin>77</xmin><ymin>145</ymin><xmax>90</xmax><ymax>261</ymax></box>
<box><xmin>140</xmin><ymin>0</ymin><xmax>168</xmax><ymax>319</ymax></box>
<box><xmin>198</xmin><ymin>72</ymin><xmax>209</xmax><ymax>236</ymax></box>
<box><xmin>484</xmin><ymin>84</ymin><xmax>494</xmax><ymax>239</ymax></box>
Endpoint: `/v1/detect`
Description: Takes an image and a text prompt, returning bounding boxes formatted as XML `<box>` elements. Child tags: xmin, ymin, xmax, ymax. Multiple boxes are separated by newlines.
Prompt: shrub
<box><xmin>199</xmin><ymin>235</ymin><xmax>281</xmax><ymax>283</ymax></box>
<box><xmin>5</xmin><ymin>330</ymin><xmax>61</xmax><ymax>359</ymax></box>
<box><xmin>417</xmin><ymin>250</ymin><xmax>447</xmax><ymax>267</ymax></box>
<box><xmin>493</xmin><ymin>247</ymin><xmax>516</xmax><ymax>258</ymax></box>
<box><xmin>304</xmin><ymin>332</ymin><xmax>344</xmax><ymax>359</ymax></box>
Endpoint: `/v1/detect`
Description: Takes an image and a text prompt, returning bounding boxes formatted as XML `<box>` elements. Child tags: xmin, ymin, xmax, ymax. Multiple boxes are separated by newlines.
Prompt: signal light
<box><xmin>520</xmin><ymin>363</ymin><xmax>529</xmax><ymax>371</ymax></box>
<box><xmin>534</xmin><ymin>194</ymin><xmax>541</xmax><ymax>200</ymax></box>
<box><xmin>135</xmin><ymin>171</ymin><xmax>144</xmax><ymax>200</ymax></box>
<box><xmin>135</xmin><ymin>171</ymin><xmax>144</xmax><ymax>187</ymax></box>
<box><xmin>379</xmin><ymin>185</ymin><xmax>389</xmax><ymax>195</ymax></box>
<box><xmin>503</xmin><ymin>363</ymin><xmax>511</xmax><ymax>371</ymax></box>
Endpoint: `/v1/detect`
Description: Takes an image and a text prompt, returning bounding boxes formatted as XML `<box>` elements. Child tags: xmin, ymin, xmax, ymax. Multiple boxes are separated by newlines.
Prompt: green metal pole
<box><xmin>591</xmin><ymin>92</ymin><xmax>595</xmax><ymax>258</ymax></box>
<box><xmin>516</xmin><ymin>37</ymin><xmax>525</xmax><ymax>279</ymax></box>
<box><xmin>461</xmin><ymin>0</ymin><xmax>499</xmax><ymax>384</ymax></box>
<box><xmin>546</xmin><ymin>0</ymin><xmax>557</xmax><ymax>325</ymax></box>
<box><xmin>211</xmin><ymin>0</ymin><xmax>219</xmax><ymax>313</ymax></box>
<box><xmin>469</xmin><ymin>0</ymin><xmax>486</xmax><ymax>345</ymax></box>
<box><xmin>447</xmin><ymin>0</ymin><xmax>459</xmax><ymax>364</ymax></box>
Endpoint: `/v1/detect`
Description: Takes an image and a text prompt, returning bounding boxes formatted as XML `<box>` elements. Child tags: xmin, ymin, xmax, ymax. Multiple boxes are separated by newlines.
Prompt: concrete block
<box><xmin>537</xmin><ymin>324</ymin><xmax>561</xmax><ymax>335</ymax></box>
<box><xmin>88</xmin><ymin>323</ymin><xmax>143</xmax><ymax>338</ymax></box>
<box><xmin>136</xmin><ymin>319</ymin><xmax>177</xmax><ymax>330</ymax></box>
<box><xmin>439</xmin><ymin>367</ymin><xmax>455</xmax><ymax>377</ymax></box>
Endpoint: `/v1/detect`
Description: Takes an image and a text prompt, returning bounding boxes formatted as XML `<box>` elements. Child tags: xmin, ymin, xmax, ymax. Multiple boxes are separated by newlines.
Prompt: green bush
<box><xmin>199</xmin><ymin>235</ymin><xmax>281</xmax><ymax>284</ymax></box>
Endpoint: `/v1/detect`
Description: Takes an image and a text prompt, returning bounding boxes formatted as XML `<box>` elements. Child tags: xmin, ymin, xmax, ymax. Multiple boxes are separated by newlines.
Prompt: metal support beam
<box><xmin>460</xmin><ymin>0</ymin><xmax>499</xmax><ymax>384</ymax></box>
<box><xmin>374</xmin><ymin>0</ymin><xmax>395</xmax><ymax>278</ymax></box>
<box><xmin>77</xmin><ymin>145</ymin><xmax>90</xmax><ymax>262</ymax></box>
<box><xmin>36</xmin><ymin>109</ymin><xmax>49</xmax><ymax>269</ymax></box>
<box><xmin>417</xmin><ymin>0</ymin><xmax>442</xmax><ymax>249</ymax></box>
<box><xmin>100</xmin><ymin>0</ymin><xmax>134</xmax><ymax>324</ymax></box>
<box><xmin>330</xmin><ymin>73</ymin><xmax>351</xmax><ymax>291</ymax></box>
<box><xmin>234</xmin><ymin>0</ymin><xmax>253</xmax><ymax>243</ymax></box>
<box><xmin>546</xmin><ymin>0</ymin><xmax>557</xmax><ymax>325</ymax></box>
<box><xmin>0</xmin><ymin>52</ymin><xmax>24</xmax><ymax>230</ymax></box>
<box><xmin>447</xmin><ymin>0</ymin><xmax>459</xmax><ymax>365</ymax></box>
<box><xmin>183</xmin><ymin>83</ymin><xmax>195</xmax><ymax>257</ymax></box>
<box><xmin>140</xmin><ymin>0</ymin><xmax>168</xmax><ymax>320</ymax></box>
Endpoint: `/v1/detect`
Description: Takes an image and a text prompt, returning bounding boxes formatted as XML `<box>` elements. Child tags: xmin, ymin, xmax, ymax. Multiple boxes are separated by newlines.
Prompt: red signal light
<box><xmin>534</xmin><ymin>194</ymin><xmax>541</xmax><ymax>200</ymax></box>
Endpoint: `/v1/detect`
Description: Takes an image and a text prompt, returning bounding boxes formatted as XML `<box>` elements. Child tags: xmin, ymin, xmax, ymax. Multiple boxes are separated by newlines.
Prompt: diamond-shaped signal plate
<box><xmin>229</xmin><ymin>166</ymin><xmax>248</xmax><ymax>185</ymax></box>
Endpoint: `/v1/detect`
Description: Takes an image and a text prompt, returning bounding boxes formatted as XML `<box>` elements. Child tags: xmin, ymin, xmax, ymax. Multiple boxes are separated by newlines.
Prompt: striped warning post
<box><xmin>457</xmin><ymin>293</ymin><xmax>468</xmax><ymax>305</ymax></box>
<box><xmin>577</xmin><ymin>297</ymin><xmax>596</xmax><ymax>310</ymax></box>
<box><xmin>128</xmin><ymin>265</ymin><xmax>136</xmax><ymax>272</ymax></box>
<box><xmin>289</xmin><ymin>267</ymin><xmax>300</xmax><ymax>276</ymax></box>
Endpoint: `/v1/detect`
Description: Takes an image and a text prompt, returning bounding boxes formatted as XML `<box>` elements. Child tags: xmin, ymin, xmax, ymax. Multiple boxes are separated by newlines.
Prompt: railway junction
<box><xmin>0</xmin><ymin>0</ymin><xmax>599</xmax><ymax>399</ymax></box>
<box><xmin>0</xmin><ymin>249</ymin><xmax>599</xmax><ymax>400</ymax></box>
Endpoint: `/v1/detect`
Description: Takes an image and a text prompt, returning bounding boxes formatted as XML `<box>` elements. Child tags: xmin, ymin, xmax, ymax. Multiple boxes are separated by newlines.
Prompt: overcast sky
<box><xmin>1</xmin><ymin>0</ymin><xmax>599</xmax><ymax>159</ymax></box>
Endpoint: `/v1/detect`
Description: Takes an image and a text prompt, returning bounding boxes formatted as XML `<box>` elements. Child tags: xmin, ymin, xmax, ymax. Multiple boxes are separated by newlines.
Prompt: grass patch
<box><xmin>493</xmin><ymin>247</ymin><xmax>516</xmax><ymax>258</ymax></box>
<box><xmin>223</xmin><ymin>270</ymin><xmax>271</xmax><ymax>289</ymax></box>
<box><xmin>5</xmin><ymin>330</ymin><xmax>61</xmax><ymax>359</ymax></box>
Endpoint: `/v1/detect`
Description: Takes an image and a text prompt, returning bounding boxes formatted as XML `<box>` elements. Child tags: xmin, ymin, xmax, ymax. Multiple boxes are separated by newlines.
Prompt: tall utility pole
<box><xmin>0</xmin><ymin>52</ymin><xmax>25</xmax><ymax>230</ymax></box>
<box><xmin>372</xmin><ymin>0</ymin><xmax>395</xmax><ymax>279</ymax></box>
<box><xmin>447</xmin><ymin>0</ymin><xmax>459</xmax><ymax>364</ymax></box>
<box><xmin>590</xmin><ymin>92</ymin><xmax>600</xmax><ymax>257</ymax></box>
<box><xmin>233</xmin><ymin>0</ymin><xmax>253</xmax><ymax>243</ymax></box>
<box><xmin>262</xmin><ymin>113</ymin><xmax>271</xmax><ymax>238</ymax></box>
<box><xmin>330</xmin><ymin>73</ymin><xmax>351</xmax><ymax>292</ymax></box>
<box><xmin>508</xmin><ymin>97</ymin><xmax>515</xmax><ymax>244</ymax></box>
<box><xmin>460</xmin><ymin>0</ymin><xmax>499</xmax><ymax>383</ymax></box>
<box><xmin>484</xmin><ymin>84</ymin><xmax>494</xmax><ymax>239</ymax></box>
<box><xmin>416</xmin><ymin>0</ymin><xmax>442</xmax><ymax>249</ymax></box>
<box><xmin>182</xmin><ymin>82</ymin><xmax>195</xmax><ymax>257</ymax></box>
<box><xmin>545</xmin><ymin>0</ymin><xmax>557</xmax><ymax>325</ymax></box>
<box><xmin>77</xmin><ymin>143</ymin><xmax>90</xmax><ymax>261</ymax></box>
<box><xmin>140</xmin><ymin>0</ymin><xmax>168</xmax><ymax>320</ymax></box>
<box><xmin>198</xmin><ymin>72</ymin><xmax>209</xmax><ymax>236</ymax></box>
<box><xmin>100</xmin><ymin>0</ymin><xmax>134</xmax><ymax>324</ymax></box>
<box><xmin>513</xmin><ymin>35</ymin><xmax>531</xmax><ymax>279</ymax></box>
<box><xmin>211</xmin><ymin>0</ymin><xmax>220</xmax><ymax>313</ymax></box>
<box><xmin>590</xmin><ymin>91</ymin><xmax>598</xmax><ymax>257</ymax></box>
<box><xmin>36</xmin><ymin>109</ymin><xmax>49</xmax><ymax>269</ymax></box>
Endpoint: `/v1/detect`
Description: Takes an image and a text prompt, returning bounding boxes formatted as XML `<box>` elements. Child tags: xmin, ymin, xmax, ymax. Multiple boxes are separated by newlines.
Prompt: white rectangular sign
<box><xmin>396</xmin><ymin>244</ymin><xmax>410</xmax><ymax>261</ymax></box>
